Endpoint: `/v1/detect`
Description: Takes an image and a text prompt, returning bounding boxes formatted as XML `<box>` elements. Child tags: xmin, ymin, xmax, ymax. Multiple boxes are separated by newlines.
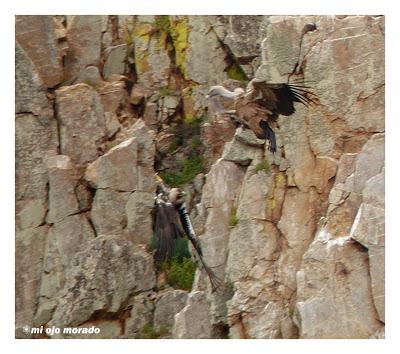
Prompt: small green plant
<box><xmin>140</xmin><ymin>324</ymin><xmax>170</xmax><ymax>339</ymax></box>
<box><xmin>160</xmin><ymin>155</ymin><xmax>204</xmax><ymax>187</ymax></box>
<box><xmin>183</xmin><ymin>114</ymin><xmax>195</xmax><ymax>124</ymax></box>
<box><xmin>154</xmin><ymin>15</ymin><xmax>171</xmax><ymax>34</ymax></box>
<box><xmin>159</xmin><ymin>86</ymin><xmax>175</xmax><ymax>97</ymax></box>
<box><xmin>168</xmin><ymin>135</ymin><xmax>181</xmax><ymax>153</ymax></box>
<box><xmin>154</xmin><ymin>238</ymin><xmax>196</xmax><ymax>291</ymax></box>
<box><xmin>226</xmin><ymin>63</ymin><xmax>248</xmax><ymax>81</ymax></box>
<box><xmin>255</xmin><ymin>159</ymin><xmax>270</xmax><ymax>174</ymax></box>
<box><xmin>162</xmin><ymin>257</ymin><xmax>196</xmax><ymax>291</ymax></box>
<box><xmin>189</xmin><ymin>135</ymin><xmax>202</xmax><ymax>149</ymax></box>
<box><xmin>140</xmin><ymin>324</ymin><xmax>159</xmax><ymax>339</ymax></box>
<box><xmin>229</xmin><ymin>207</ymin><xmax>239</xmax><ymax>227</ymax></box>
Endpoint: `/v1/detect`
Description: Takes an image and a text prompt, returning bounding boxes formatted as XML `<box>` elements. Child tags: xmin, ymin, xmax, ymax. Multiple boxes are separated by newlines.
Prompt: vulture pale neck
<box><xmin>208</xmin><ymin>86</ymin><xmax>239</xmax><ymax>100</ymax></box>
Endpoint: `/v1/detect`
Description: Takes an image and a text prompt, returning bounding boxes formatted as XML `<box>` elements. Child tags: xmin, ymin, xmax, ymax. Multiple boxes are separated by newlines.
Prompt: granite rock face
<box><xmin>15</xmin><ymin>15</ymin><xmax>384</xmax><ymax>339</ymax></box>
<box><xmin>153</xmin><ymin>290</ymin><xmax>188</xmax><ymax>332</ymax></box>
<box><xmin>64</xmin><ymin>15</ymin><xmax>102</xmax><ymax>81</ymax></box>
<box><xmin>55</xmin><ymin>84</ymin><xmax>106</xmax><ymax>165</ymax></box>
<box><xmin>172</xmin><ymin>291</ymin><xmax>212</xmax><ymax>339</ymax></box>
<box><xmin>16</xmin><ymin>16</ymin><xmax>64</xmax><ymax>88</ymax></box>
<box><xmin>50</xmin><ymin>235</ymin><xmax>156</xmax><ymax>328</ymax></box>
<box><xmin>191</xmin><ymin>15</ymin><xmax>384</xmax><ymax>339</ymax></box>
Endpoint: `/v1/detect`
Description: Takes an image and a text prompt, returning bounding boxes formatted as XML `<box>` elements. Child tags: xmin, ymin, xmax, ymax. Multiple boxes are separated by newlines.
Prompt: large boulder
<box><xmin>85</xmin><ymin>120</ymin><xmax>156</xmax><ymax>243</ymax></box>
<box><xmin>172</xmin><ymin>291</ymin><xmax>212</xmax><ymax>339</ymax></box>
<box><xmin>45</xmin><ymin>155</ymin><xmax>79</xmax><ymax>224</ymax></box>
<box><xmin>15</xmin><ymin>226</ymin><xmax>49</xmax><ymax>334</ymax></box>
<box><xmin>350</xmin><ymin>170</ymin><xmax>385</xmax><ymax>322</ymax></box>
<box><xmin>184</xmin><ymin>16</ymin><xmax>229</xmax><ymax>84</ymax></box>
<box><xmin>35</xmin><ymin>214</ymin><xmax>95</xmax><ymax>325</ymax></box>
<box><xmin>50</xmin><ymin>235</ymin><xmax>156</xmax><ymax>328</ymax></box>
<box><xmin>124</xmin><ymin>292</ymin><xmax>155</xmax><ymax>338</ymax></box>
<box><xmin>133</xmin><ymin>19</ymin><xmax>171</xmax><ymax>90</ymax></box>
<box><xmin>16</xmin><ymin>16</ymin><xmax>64</xmax><ymax>88</ymax></box>
<box><xmin>15</xmin><ymin>113</ymin><xmax>58</xmax><ymax>231</ymax></box>
<box><xmin>295</xmin><ymin>233</ymin><xmax>382</xmax><ymax>338</ymax></box>
<box><xmin>153</xmin><ymin>290</ymin><xmax>188</xmax><ymax>332</ymax></box>
<box><xmin>55</xmin><ymin>84</ymin><xmax>106</xmax><ymax>165</ymax></box>
<box><xmin>15</xmin><ymin>42</ymin><xmax>54</xmax><ymax>117</ymax></box>
<box><xmin>103</xmin><ymin>44</ymin><xmax>127</xmax><ymax>80</ymax></box>
<box><xmin>64</xmin><ymin>16</ymin><xmax>102</xmax><ymax>80</ymax></box>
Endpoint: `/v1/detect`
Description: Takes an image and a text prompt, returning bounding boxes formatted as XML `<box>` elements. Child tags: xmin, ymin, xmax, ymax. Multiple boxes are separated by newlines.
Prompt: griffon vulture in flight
<box><xmin>152</xmin><ymin>179</ymin><xmax>221</xmax><ymax>292</ymax></box>
<box><xmin>206</xmin><ymin>78</ymin><xmax>317</xmax><ymax>152</ymax></box>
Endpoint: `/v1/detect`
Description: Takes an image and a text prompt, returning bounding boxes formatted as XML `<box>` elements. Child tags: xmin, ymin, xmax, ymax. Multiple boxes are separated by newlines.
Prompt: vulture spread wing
<box><xmin>234</xmin><ymin>78</ymin><xmax>317</xmax><ymax>152</ymax></box>
<box><xmin>153</xmin><ymin>200</ymin><xmax>184</xmax><ymax>264</ymax></box>
<box><xmin>249</xmin><ymin>79</ymin><xmax>317</xmax><ymax>116</ymax></box>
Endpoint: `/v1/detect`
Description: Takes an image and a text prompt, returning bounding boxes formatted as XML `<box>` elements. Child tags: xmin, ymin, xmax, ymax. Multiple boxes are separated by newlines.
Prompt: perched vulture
<box><xmin>152</xmin><ymin>179</ymin><xmax>221</xmax><ymax>292</ymax></box>
<box><xmin>206</xmin><ymin>78</ymin><xmax>317</xmax><ymax>152</ymax></box>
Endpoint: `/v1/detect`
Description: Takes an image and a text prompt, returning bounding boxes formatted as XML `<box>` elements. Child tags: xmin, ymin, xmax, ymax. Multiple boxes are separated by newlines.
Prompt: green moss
<box><xmin>139</xmin><ymin>324</ymin><xmax>170</xmax><ymax>339</ymax></box>
<box><xmin>162</xmin><ymin>257</ymin><xmax>196</xmax><ymax>291</ymax></box>
<box><xmin>255</xmin><ymin>159</ymin><xmax>270</xmax><ymax>174</ymax></box>
<box><xmin>189</xmin><ymin>135</ymin><xmax>201</xmax><ymax>149</ymax></box>
<box><xmin>227</xmin><ymin>63</ymin><xmax>248</xmax><ymax>82</ymax></box>
<box><xmin>154</xmin><ymin>15</ymin><xmax>171</xmax><ymax>34</ymax></box>
<box><xmin>275</xmin><ymin>172</ymin><xmax>286</xmax><ymax>188</ymax></box>
<box><xmin>134</xmin><ymin>23</ymin><xmax>152</xmax><ymax>42</ymax></box>
<box><xmin>170</xmin><ymin>17</ymin><xmax>189</xmax><ymax>78</ymax></box>
<box><xmin>168</xmin><ymin>135</ymin><xmax>181</xmax><ymax>153</ymax></box>
<box><xmin>159</xmin><ymin>87</ymin><xmax>175</xmax><ymax>97</ymax></box>
<box><xmin>267</xmin><ymin>197</ymin><xmax>277</xmax><ymax>211</ymax></box>
<box><xmin>160</xmin><ymin>155</ymin><xmax>203</xmax><ymax>188</ymax></box>
<box><xmin>134</xmin><ymin>52</ymin><xmax>148</xmax><ymax>74</ymax></box>
<box><xmin>229</xmin><ymin>207</ymin><xmax>239</xmax><ymax>227</ymax></box>
<box><xmin>183</xmin><ymin>114</ymin><xmax>195</xmax><ymax>124</ymax></box>
<box><xmin>123</xmin><ymin>26</ymin><xmax>133</xmax><ymax>45</ymax></box>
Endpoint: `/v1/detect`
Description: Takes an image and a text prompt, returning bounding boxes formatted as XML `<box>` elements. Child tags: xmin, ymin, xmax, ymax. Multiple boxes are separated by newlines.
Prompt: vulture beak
<box><xmin>205</xmin><ymin>94</ymin><xmax>210</xmax><ymax>99</ymax></box>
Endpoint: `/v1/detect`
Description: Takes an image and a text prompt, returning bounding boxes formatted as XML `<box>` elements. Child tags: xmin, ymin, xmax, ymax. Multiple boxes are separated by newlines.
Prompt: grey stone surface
<box><xmin>46</xmin><ymin>155</ymin><xmax>79</xmax><ymax>224</ymax></box>
<box><xmin>50</xmin><ymin>235</ymin><xmax>156</xmax><ymax>327</ymax></box>
<box><xmin>55</xmin><ymin>84</ymin><xmax>106</xmax><ymax>165</ymax></box>
<box><xmin>16</xmin><ymin>15</ymin><xmax>64</xmax><ymax>88</ymax></box>
<box><xmin>64</xmin><ymin>16</ymin><xmax>102</xmax><ymax>80</ymax></box>
<box><xmin>16</xmin><ymin>225</ymin><xmax>49</xmax><ymax>330</ymax></box>
<box><xmin>125</xmin><ymin>292</ymin><xmax>155</xmax><ymax>338</ymax></box>
<box><xmin>185</xmin><ymin>16</ymin><xmax>228</xmax><ymax>84</ymax></box>
<box><xmin>154</xmin><ymin>290</ymin><xmax>188</xmax><ymax>331</ymax></box>
<box><xmin>103</xmin><ymin>44</ymin><xmax>127</xmax><ymax>80</ymax></box>
<box><xmin>172</xmin><ymin>291</ymin><xmax>212</xmax><ymax>339</ymax></box>
<box><xmin>85</xmin><ymin>120</ymin><xmax>155</xmax><ymax>192</ymax></box>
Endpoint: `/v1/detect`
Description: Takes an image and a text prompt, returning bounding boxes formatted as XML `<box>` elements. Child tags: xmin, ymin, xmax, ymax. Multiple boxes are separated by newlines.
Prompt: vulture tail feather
<box><xmin>199</xmin><ymin>259</ymin><xmax>223</xmax><ymax>293</ymax></box>
<box><xmin>289</xmin><ymin>85</ymin><xmax>318</xmax><ymax>98</ymax></box>
<box><xmin>290</xmin><ymin>89</ymin><xmax>312</xmax><ymax>105</ymax></box>
<box><xmin>292</xmin><ymin>91</ymin><xmax>312</xmax><ymax>106</ymax></box>
<box><xmin>176</xmin><ymin>202</ymin><xmax>222</xmax><ymax>293</ymax></box>
<box><xmin>288</xmin><ymin>86</ymin><xmax>318</xmax><ymax>106</ymax></box>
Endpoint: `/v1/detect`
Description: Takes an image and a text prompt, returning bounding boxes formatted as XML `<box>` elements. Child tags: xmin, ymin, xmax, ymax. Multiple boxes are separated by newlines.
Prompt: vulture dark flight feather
<box><xmin>152</xmin><ymin>180</ymin><xmax>221</xmax><ymax>292</ymax></box>
<box><xmin>206</xmin><ymin>78</ymin><xmax>317</xmax><ymax>152</ymax></box>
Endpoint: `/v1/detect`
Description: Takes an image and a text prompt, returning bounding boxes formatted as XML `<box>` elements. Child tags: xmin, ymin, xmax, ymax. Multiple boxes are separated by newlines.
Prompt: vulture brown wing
<box><xmin>252</xmin><ymin>80</ymin><xmax>317</xmax><ymax>116</ymax></box>
<box><xmin>154</xmin><ymin>202</ymin><xmax>184</xmax><ymax>264</ymax></box>
<box><xmin>235</xmin><ymin>97</ymin><xmax>272</xmax><ymax>138</ymax></box>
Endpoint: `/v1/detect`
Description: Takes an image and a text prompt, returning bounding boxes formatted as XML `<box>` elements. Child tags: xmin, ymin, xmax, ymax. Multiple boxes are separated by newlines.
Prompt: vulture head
<box><xmin>168</xmin><ymin>188</ymin><xmax>186</xmax><ymax>206</ymax></box>
<box><xmin>206</xmin><ymin>86</ymin><xmax>243</xmax><ymax>100</ymax></box>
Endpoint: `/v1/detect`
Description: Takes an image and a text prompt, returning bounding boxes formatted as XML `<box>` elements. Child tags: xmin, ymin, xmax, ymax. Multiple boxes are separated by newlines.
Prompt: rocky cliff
<box><xmin>15</xmin><ymin>15</ymin><xmax>384</xmax><ymax>339</ymax></box>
